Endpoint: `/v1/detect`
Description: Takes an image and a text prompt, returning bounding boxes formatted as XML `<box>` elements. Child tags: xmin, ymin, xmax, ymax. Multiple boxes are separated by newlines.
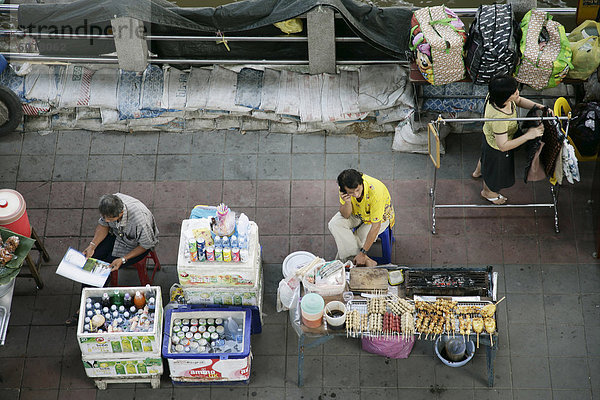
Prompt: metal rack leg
<box><xmin>486</xmin><ymin>338</ymin><xmax>498</xmax><ymax>387</ymax></box>
<box><xmin>430</xmin><ymin>167</ymin><xmax>438</xmax><ymax>235</ymax></box>
<box><xmin>550</xmin><ymin>184</ymin><xmax>560</xmax><ymax>233</ymax></box>
<box><xmin>297</xmin><ymin>334</ymin><xmax>334</xmax><ymax>387</ymax></box>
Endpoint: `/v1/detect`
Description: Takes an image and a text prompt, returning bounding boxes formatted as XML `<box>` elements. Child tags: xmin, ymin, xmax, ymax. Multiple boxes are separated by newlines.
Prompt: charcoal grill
<box><xmin>404</xmin><ymin>267</ymin><xmax>492</xmax><ymax>297</ymax></box>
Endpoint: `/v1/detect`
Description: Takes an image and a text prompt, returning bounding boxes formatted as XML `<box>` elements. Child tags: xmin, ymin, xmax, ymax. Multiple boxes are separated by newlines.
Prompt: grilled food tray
<box><xmin>346</xmin><ymin>298</ymin><xmax>496</xmax><ymax>338</ymax></box>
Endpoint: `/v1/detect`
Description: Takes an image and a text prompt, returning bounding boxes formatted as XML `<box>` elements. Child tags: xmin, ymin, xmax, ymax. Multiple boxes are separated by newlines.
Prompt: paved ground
<box><xmin>0</xmin><ymin>128</ymin><xmax>598</xmax><ymax>400</ymax></box>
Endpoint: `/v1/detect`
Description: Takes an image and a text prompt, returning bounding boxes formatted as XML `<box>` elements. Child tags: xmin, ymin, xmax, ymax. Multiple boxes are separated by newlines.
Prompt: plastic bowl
<box><xmin>324</xmin><ymin>301</ymin><xmax>346</xmax><ymax>329</ymax></box>
<box><xmin>434</xmin><ymin>336</ymin><xmax>475</xmax><ymax>367</ymax></box>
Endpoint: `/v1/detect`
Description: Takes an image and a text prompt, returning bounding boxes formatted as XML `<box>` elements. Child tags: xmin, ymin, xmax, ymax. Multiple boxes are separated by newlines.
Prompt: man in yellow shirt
<box><xmin>328</xmin><ymin>169</ymin><xmax>395</xmax><ymax>266</ymax></box>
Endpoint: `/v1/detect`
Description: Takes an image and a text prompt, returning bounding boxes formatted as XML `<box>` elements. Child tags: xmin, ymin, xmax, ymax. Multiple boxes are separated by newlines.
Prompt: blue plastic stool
<box><xmin>371</xmin><ymin>226</ymin><xmax>395</xmax><ymax>265</ymax></box>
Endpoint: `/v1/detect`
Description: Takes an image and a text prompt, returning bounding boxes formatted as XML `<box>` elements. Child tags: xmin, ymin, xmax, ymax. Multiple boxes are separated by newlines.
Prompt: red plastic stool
<box><xmin>110</xmin><ymin>250</ymin><xmax>161</xmax><ymax>286</ymax></box>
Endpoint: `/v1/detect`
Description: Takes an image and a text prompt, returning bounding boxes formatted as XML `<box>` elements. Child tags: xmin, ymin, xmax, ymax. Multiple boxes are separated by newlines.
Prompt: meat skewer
<box><xmin>484</xmin><ymin>317</ymin><xmax>496</xmax><ymax>347</ymax></box>
<box><xmin>472</xmin><ymin>317</ymin><xmax>484</xmax><ymax>348</ymax></box>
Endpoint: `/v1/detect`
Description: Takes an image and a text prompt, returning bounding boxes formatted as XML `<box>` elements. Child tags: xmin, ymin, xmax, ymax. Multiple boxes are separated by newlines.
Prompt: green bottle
<box><xmin>111</xmin><ymin>290</ymin><xmax>124</xmax><ymax>307</ymax></box>
<box><xmin>125</xmin><ymin>362</ymin><xmax>137</xmax><ymax>374</ymax></box>
<box><xmin>142</xmin><ymin>337</ymin><xmax>153</xmax><ymax>352</ymax></box>
<box><xmin>115</xmin><ymin>362</ymin><xmax>126</xmax><ymax>375</ymax></box>
<box><xmin>122</xmin><ymin>337</ymin><xmax>133</xmax><ymax>352</ymax></box>
<box><xmin>137</xmin><ymin>362</ymin><xmax>148</xmax><ymax>374</ymax></box>
<box><xmin>111</xmin><ymin>340</ymin><xmax>122</xmax><ymax>353</ymax></box>
<box><xmin>132</xmin><ymin>337</ymin><xmax>143</xmax><ymax>352</ymax></box>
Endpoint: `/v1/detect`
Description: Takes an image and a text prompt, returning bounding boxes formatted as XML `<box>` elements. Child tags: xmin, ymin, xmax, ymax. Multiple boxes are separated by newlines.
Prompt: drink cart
<box><xmin>176</xmin><ymin>216</ymin><xmax>264</xmax><ymax>331</ymax></box>
<box><xmin>77</xmin><ymin>286</ymin><xmax>164</xmax><ymax>389</ymax></box>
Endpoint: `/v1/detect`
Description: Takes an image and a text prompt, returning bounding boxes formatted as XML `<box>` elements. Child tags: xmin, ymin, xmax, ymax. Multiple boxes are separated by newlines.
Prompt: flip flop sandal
<box><xmin>482</xmin><ymin>194</ymin><xmax>507</xmax><ymax>204</ymax></box>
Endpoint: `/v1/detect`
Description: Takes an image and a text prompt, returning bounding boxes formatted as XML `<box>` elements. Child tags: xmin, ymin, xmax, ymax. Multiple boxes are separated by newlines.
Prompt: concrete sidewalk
<box><xmin>0</xmin><ymin>128</ymin><xmax>598</xmax><ymax>400</ymax></box>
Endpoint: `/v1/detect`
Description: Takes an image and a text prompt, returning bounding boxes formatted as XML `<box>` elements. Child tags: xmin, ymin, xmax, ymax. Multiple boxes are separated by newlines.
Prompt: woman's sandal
<box><xmin>65</xmin><ymin>311</ymin><xmax>79</xmax><ymax>327</ymax></box>
<box><xmin>482</xmin><ymin>193</ymin><xmax>507</xmax><ymax>205</ymax></box>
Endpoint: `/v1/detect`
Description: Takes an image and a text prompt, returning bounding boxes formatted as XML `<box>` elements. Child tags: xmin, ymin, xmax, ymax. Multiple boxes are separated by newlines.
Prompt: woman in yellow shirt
<box><xmin>472</xmin><ymin>75</ymin><xmax>545</xmax><ymax>204</ymax></box>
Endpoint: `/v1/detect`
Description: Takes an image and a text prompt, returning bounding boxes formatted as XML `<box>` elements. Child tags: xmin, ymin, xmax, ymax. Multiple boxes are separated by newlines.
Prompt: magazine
<box><xmin>55</xmin><ymin>247</ymin><xmax>111</xmax><ymax>287</ymax></box>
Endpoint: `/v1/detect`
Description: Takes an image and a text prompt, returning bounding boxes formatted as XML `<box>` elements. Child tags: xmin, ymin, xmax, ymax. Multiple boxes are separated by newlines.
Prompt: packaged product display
<box><xmin>77</xmin><ymin>286</ymin><xmax>163</xmax><ymax>355</ymax></box>
<box><xmin>177</xmin><ymin>219</ymin><xmax>261</xmax><ymax>287</ymax></box>
<box><xmin>162</xmin><ymin>307</ymin><xmax>252</xmax><ymax>383</ymax></box>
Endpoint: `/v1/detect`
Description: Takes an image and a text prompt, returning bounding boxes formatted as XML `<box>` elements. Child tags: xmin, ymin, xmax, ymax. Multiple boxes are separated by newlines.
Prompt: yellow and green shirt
<box><xmin>483</xmin><ymin>101</ymin><xmax>518</xmax><ymax>150</ymax></box>
<box><xmin>339</xmin><ymin>174</ymin><xmax>395</xmax><ymax>227</ymax></box>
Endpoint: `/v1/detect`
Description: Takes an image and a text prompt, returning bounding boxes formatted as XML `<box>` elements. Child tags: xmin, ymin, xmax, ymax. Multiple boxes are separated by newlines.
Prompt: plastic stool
<box><xmin>371</xmin><ymin>226</ymin><xmax>395</xmax><ymax>265</ymax></box>
<box><xmin>111</xmin><ymin>250</ymin><xmax>161</xmax><ymax>286</ymax></box>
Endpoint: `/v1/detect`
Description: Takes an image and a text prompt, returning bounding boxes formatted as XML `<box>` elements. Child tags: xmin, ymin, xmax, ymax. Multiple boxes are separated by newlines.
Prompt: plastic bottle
<box><xmin>101</xmin><ymin>293</ymin><xmax>111</xmax><ymax>307</ymax></box>
<box><xmin>221</xmin><ymin>235</ymin><xmax>230</xmax><ymax>248</ymax></box>
<box><xmin>147</xmin><ymin>297</ymin><xmax>156</xmax><ymax>312</ymax></box>
<box><xmin>111</xmin><ymin>290</ymin><xmax>124</xmax><ymax>307</ymax></box>
<box><xmin>230</xmin><ymin>235</ymin><xmax>238</xmax><ymax>248</ymax></box>
<box><xmin>123</xmin><ymin>293</ymin><xmax>132</xmax><ymax>308</ymax></box>
<box><xmin>213</xmin><ymin>235</ymin><xmax>221</xmax><ymax>248</ymax></box>
<box><xmin>238</xmin><ymin>235</ymin><xmax>248</xmax><ymax>250</ymax></box>
<box><xmin>134</xmin><ymin>291</ymin><xmax>146</xmax><ymax>308</ymax></box>
<box><xmin>225</xmin><ymin>317</ymin><xmax>239</xmax><ymax>340</ymax></box>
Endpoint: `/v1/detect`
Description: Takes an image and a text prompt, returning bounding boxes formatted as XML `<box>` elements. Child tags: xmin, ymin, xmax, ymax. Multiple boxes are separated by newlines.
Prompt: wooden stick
<box><xmin>495</xmin><ymin>296</ymin><xmax>506</xmax><ymax>305</ymax></box>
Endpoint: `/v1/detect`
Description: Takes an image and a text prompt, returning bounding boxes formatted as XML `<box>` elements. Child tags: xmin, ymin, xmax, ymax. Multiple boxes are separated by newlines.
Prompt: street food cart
<box><xmin>287</xmin><ymin>265</ymin><xmax>501</xmax><ymax>387</ymax></box>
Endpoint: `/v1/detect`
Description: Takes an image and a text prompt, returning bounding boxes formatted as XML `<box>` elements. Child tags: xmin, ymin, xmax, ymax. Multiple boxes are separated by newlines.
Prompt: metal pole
<box><xmin>433</xmin><ymin>116</ymin><xmax>569</xmax><ymax>124</ymax></box>
<box><xmin>551</xmin><ymin>184</ymin><xmax>560</xmax><ymax>233</ymax></box>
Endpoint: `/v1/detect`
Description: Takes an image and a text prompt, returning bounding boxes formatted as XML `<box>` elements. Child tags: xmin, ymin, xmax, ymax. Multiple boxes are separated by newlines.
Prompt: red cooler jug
<box><xmin>0</xmin><ymin>189</ymin><xmax>31</xmax><ymax>237</ymax></box>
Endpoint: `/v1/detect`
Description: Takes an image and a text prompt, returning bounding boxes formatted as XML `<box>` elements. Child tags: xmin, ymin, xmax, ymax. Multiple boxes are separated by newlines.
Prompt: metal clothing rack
<box><xmin>429</xmin><ymin>115</ymin><xmax>571</xmax><ymax>234</ymax></box>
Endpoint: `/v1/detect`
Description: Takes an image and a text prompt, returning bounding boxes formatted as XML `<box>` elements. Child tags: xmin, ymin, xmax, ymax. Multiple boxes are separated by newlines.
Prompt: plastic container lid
<box><xmin>301</xmin><ymin>293</ymin><xmax>324</xmax><ymax>315</ymax></box>
<box><xmin>0</xmin><ymin>189</ymin><xmax>26</xmax><ymax>224</ymax></box>
<box><xmin>282</xmin><ymin>251</ymin><xmax>315</xmax><ymax>279</ymax></box>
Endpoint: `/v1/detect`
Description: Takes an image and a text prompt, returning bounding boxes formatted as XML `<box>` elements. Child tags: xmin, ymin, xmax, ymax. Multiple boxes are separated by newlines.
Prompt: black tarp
<box><xmin>18</xmin><ymin>0</ymin><xmax>412</xmax><ymax>60</ymax></box>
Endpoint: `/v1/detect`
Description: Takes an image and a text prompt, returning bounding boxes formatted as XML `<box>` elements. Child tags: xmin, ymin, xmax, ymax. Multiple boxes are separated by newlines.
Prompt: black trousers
<box><xmin>92</xmin><ymin>233</ymin><xmax>150</xmax><ymax>267</ymax></box>
<box><xmin>87</xmin><ymin>233</ymin><xmax>150</xmax><ymax>288</ymax></box>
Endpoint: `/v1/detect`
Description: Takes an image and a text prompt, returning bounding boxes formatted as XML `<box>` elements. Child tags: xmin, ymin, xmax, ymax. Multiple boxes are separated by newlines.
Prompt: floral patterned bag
<box><xmin>514</xmin><ymin>9</ymin><xmax>572</xmax><ymax>90</ymax></box>
<box><xmin>410</xmin><ymin>6</ymin><xmax>467</xmax><ymax>85</ymax></box>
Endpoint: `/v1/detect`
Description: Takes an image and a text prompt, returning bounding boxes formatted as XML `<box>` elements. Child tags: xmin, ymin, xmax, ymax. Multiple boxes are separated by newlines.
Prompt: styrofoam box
<box><xmin>162</xmin><ymin>307</ymin><xmax>252</xmax><ymax>383</ymax></box>
<box><xmin>81</xmin><ymin>354</ymin><xmax>163</xmax><ymax>378</ymax></box>
<box><xmin>77</xmin><ymin>286</ymin><xmax>163</xmax><ymax>357</ymax></box>
<box><xmin>167</xmin><ymin>355</ymin><xmax>251</xmax><ymax>383</ymax></box>
<box><xmin>182</xmin><ymin>268</ymin><xmax>263</xmax><ymax>306</ymax></box>
<box><xmin>177</xmin><ymin>220</ymin><xmax>261</xmax><ymax>287</ymax></box>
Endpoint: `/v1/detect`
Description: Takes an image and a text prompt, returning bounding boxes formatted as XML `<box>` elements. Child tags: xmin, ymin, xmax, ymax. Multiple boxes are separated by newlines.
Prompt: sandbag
<box><xmin>410</xmin><ymin>6</ymin><xmax>467</xmax><ymax>85</ymax></box>
<box><xmin>566</xmin><ymin>20</ymin><xmax>600</xmax><ymax>80</ymax></box>
<box><xmin>514</xmin><ymin>9</ymin><xmax>573</xmax><ymax>90</ymax></box>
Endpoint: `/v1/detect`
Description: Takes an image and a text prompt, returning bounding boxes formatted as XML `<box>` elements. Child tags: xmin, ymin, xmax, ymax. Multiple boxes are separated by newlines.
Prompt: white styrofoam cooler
<box><xmin>77</xmin><ymin>286</ymin><xmax>163</xmax><ymax>357</ymax></box>
<box><xmin>182</xmin><ymin>268</ymin><xmax>263</xmax><ymax>307</ymax></box>
<box><xmin>162</xmin><ymin>307</ymin><xmax>252</xmax><ymax>383</ymax></box>
<box><xmin>177</xmin><ymin>220</ymin><xmax>261</xmax><ymax>287</ymax></box>
<box><xmin>82</xmin><ymin>354</ymin><xmax>163</xmax><ymax>378</ymax></box>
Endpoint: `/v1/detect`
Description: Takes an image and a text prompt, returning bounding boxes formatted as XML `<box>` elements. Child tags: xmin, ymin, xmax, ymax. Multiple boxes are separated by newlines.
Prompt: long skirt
<box><xmin>481</xmin><ymin>137</ymin><xmax>515</xmax><ymax>193</ymax></box>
